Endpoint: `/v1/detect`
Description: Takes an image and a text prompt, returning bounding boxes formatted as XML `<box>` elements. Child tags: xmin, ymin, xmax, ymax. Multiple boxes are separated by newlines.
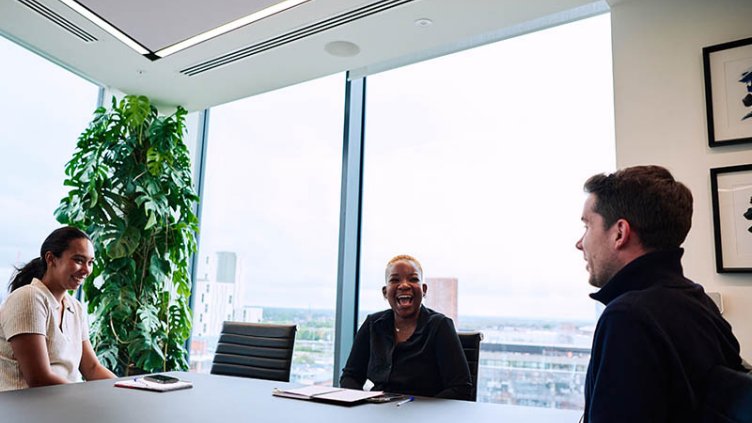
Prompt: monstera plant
<box><xmin>55</xmin><ymin>95</ymin><xmax>199</xmax><ymax>375</ymax></box>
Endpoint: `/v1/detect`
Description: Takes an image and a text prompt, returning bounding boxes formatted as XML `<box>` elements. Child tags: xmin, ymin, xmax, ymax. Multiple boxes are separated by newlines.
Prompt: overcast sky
<box><xmin>0</xmin><ymin>38</ymin><xmax>99</xmax><ymax>301</ymax></box>
<box><xmin>198</xmin><ymin>14</ymin><xmax>615</xmax><ymax>321</ymax></box>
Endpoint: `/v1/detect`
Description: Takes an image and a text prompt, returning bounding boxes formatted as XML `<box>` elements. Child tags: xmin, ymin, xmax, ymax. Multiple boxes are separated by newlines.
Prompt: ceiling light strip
<box><xmin>155</xmin><ymin>0</ymin><xmax>310</xmax><ymax>58</ymax></box>
<box><xmin>58</xmin><ymin>0</ymin><xmax>149</xmax><ymax>55</ymax></box>
<box><xmin>181</xmin><ymin>0</ymin><xmax>414</xmax><ymax>76</ymax></box>
<box><xmin>18</xmin><ymin>0</ymin><xmax>97</xmax><ymax>42</ymax></box>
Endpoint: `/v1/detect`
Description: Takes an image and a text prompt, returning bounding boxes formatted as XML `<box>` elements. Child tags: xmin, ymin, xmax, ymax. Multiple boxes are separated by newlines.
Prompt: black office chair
<box><xmin>458</xmin><ymin>331</ymin><xmax>483</xmax><ymax>401</ymax></box>
<box><xmin>210</xmin><ymin>321</ymin><xmax>297</xmax><ymax>382</ymax></box>
<box><xmin>702</xmin><ymin>365</ymin><xmax>752</xmax><ymax>423</ymax></box>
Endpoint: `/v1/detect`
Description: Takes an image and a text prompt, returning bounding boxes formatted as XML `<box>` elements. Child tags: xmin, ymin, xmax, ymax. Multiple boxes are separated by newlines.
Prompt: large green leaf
<box><xmin>105</xmin><ymin>225</ymin><xmax>141</xmax><ymax>259</ymax></box>
<box><xmin>138</xmin><ymin>305</ymin><xmax>161</xmax><ymax>333</ymax></box>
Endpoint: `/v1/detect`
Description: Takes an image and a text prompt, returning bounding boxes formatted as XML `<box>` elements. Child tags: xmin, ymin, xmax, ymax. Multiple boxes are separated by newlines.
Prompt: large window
<box><xmin>359</xmin><ymin>15</ymin><xmax>614</xmax><ymax>409</ymax></box>
<box><xmin>189</xmin><ymin>74</ymin><xmax>345</xmax><ymax>385</ymax></box>
<box><xmin>0</xmin><ymin>37</ymin><xmax>100</xmax><ymax>302</ymax></box>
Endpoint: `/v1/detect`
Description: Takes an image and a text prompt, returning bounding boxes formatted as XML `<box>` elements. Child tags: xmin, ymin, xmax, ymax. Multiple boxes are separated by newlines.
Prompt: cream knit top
<box><xmin>0</xmin><ymin>278</ymin><xmax>88</xmax><ymax>391</ymax></box>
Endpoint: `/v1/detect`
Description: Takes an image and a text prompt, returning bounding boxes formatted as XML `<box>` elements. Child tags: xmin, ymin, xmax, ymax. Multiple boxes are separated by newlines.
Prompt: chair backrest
<box><xmin>210</xmin><ymin>321</ymin><xmax>297</xmax><ymax>382</ymax></box>
<box><xmin>702</xmin><ymin>365</ymin><xmax>752</xmax><ymax>423</ymax></box>
<box><xmin>458</xmin><ymin>331</ymin><xmax>483</xmax><ymax>401</ymax></box>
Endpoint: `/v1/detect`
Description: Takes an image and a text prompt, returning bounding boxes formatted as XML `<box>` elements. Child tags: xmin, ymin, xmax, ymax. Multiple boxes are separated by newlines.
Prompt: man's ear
<box><xmin>422</xmin><ymin>284</ymin><xmax>428</xmax><ymax>296</ymax></box>
<box><xmin>613</xmin><ymin>219</ymin><xmax>632</xmax><ymax>249</ymax></box>
<box><xmin>382</xmin><ymin>286</ymin><xmax>387</xmax><ymax>299</ymax></box>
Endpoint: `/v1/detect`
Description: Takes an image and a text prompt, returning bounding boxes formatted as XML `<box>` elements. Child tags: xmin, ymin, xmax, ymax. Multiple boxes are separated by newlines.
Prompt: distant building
<box><xmin>189</xmin><ymin>337</ymin><xmax>211</xmax><ymax>373</ymax></box>
<box><xmin>215</xmin><ymin>251</ymin><xmax>237</xmax><ymax>283</ymax></box>
<box><xmin>240</xmin><ymin>306</ymin><xmax>263</xmax><ymax>323</ymax></box>
<box><xmin>424</xmin><ymin>277</ymin><xmax>458</xmax><ymax>323</ymax></box>
<box><xmin>192</xmin><ymin>251</ymin><xmax>244</xmax><ymax>337</ymax></box>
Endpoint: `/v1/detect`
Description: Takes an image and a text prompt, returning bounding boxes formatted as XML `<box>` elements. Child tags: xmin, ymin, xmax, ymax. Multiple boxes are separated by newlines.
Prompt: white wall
<box><xmin>610</xmin><ymin>0</ymin><xmax>752</xmax><ymax>359</ymax></box>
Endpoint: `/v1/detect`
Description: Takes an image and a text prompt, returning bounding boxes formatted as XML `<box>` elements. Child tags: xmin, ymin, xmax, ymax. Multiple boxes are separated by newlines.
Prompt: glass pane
<box><xmin>359</xmin><ymin>15</ymin><xmax>614</xmax><ymax>410</ymax></box>
<box><xmin>0</xmin><ymin>37</ymin><xmax>100</xmax><ymax>302</ymax></box>
<box><xmin>189</xmin><ymin>74</ymin><xmax>345</xmax><ymax>385</ymax></box>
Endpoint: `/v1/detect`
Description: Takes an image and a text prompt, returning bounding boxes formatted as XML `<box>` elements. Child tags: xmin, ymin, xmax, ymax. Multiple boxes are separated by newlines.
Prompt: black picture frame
<box><xmin>703</xmin><ymin>37</ymin><xmax>752</xmax><ymax>147</ymax></box>
<box><xmin>710</xmin><ymin>164</ymin><xmax>752</xmax><ymax>273</ymax></box>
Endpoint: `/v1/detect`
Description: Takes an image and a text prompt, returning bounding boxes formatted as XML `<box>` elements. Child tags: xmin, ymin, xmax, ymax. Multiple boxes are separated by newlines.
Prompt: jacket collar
<box><xmin>590</xmin><ymin>248</ymin><xmax>685</xmax><ymax>306</ymax></box>
<box><xmin>31</xmin><ymin>278</ymin><xmax>74</xmax><ymax>313</ymax></box>
<box><xmin>373</xmin><ymin>305</ymin><xmax>429</xmax><ymax>335</ymax></box>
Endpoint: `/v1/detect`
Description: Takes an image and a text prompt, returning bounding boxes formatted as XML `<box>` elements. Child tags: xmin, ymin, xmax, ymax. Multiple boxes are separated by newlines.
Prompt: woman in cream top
<box><xmin>0</xmin><ymin>227</ymin><xmax>115</xmax><ymax>391</ymax></box>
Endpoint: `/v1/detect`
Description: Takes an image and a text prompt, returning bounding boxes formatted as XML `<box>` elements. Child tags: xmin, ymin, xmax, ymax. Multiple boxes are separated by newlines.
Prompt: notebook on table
<box><xmin>272</xmin><ymin>385</ymin><xmax>383</xmax><ymax>405</ymax></box>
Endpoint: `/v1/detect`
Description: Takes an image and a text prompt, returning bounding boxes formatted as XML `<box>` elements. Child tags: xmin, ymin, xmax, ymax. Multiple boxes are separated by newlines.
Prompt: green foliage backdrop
<box><xmin>55</xmin><ymin>95</ymin><xmax>199</xmax><ymax>375</ymax></box>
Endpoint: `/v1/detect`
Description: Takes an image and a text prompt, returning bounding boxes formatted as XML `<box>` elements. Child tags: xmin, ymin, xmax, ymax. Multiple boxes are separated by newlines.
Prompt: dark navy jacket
<box><xmin>584</xmin><ymin>249</ymin><xmax>743</xmax><ymax>422</ymax></box>
<box><xmin>339</xmin><ymin>306</ymin><xmax>472</xmax><ymax>400</ymax></box>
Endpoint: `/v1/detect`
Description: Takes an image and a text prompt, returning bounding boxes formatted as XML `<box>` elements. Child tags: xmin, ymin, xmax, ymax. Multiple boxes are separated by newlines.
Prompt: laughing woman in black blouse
<box><xmin>339</xmin><ymin>255</ymin><xmax>472</xmax><ymax>401</ymax></box>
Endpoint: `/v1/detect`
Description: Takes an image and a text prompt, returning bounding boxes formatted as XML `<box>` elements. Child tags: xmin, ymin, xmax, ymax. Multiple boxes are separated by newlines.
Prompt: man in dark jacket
<box><xmin>575</xmin><ymin>165</ymin><xmax>744</xmax><ymax>422</ymax></box>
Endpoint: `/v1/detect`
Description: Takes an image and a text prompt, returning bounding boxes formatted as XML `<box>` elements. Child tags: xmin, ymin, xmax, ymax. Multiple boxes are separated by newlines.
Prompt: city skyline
<box><xmin>189</xmin><ymin>299</ymin><xmax>594</xmax><ymax>410</ymax></box>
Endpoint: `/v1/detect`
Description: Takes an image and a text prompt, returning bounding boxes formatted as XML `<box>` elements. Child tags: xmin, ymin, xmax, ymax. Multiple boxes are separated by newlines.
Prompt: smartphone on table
<box><xmin>367</xmin><ymin>393</ymin><xmax>409</xmax><ymax>403</ymax></box>
<box><xmin>143</xmin><ymin>374</ymin><xmax>179</xmax><ymax>384</ymax></box>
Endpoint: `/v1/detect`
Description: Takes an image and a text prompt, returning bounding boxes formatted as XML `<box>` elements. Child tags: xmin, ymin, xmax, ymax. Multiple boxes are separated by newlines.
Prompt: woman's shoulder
<box><xmin>420</xmin><ymin>307</ymin><xmax>457</xmax><ymax>331</ymax></box>
<box><xmin>0</xmin><ymin>283</ymin><xmax>50</xmax><ymax>318</ymax></box>
<box><xmin>421</xmin><ymin>306</ymin><xmax>450</xmax><ymax>321</ymax></box>
<box><xmin>4</xmin><ymin>282</ymin><xmax>48</xmax><ymax>305</ymax></box>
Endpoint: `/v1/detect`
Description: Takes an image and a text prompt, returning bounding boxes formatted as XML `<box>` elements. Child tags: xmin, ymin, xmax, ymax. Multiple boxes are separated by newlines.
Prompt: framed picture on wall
<box><xmin>710</xmin><ymin>164</ymin><xmax>752</xmax><ymax>273</ymax></box>
<box><xmin>703</xmin><ymin>37</ymin><xmax>752</xmax><ymax>147</ymax></box>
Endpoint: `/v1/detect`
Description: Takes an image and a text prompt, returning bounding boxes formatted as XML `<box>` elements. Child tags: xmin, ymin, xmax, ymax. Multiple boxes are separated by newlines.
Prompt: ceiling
<box><xmin>0</xmin><ymin>0</ymin><xmax>611</xmax><ymax>111</ymax></box>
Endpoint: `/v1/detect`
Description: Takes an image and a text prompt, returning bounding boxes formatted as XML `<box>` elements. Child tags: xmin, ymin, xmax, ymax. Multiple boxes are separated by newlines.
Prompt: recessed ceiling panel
<box><xmin>75</xmin><ymin>0</ymin><xmax>289</xmax><ymax>51</ymax></box>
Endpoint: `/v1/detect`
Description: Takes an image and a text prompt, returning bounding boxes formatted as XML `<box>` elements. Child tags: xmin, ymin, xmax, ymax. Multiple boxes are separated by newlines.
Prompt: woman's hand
<box><xmin>79</xmin><ymin>340</ymin><xmax>116</xmax><ymax>380</ymax></box>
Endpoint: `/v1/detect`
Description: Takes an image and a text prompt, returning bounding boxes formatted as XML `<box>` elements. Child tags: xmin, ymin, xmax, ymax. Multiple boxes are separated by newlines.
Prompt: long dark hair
<box><xmin>8</xmin><ymin>226</ymin><xmax>91</xmax><ymax>292</ymax></box>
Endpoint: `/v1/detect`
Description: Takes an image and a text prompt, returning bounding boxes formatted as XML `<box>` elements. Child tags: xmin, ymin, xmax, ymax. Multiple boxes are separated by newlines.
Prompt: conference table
<box><xmin>0</xmin><ymin>372</ymin><xmax>582</xmax><ymax>422</ymax></box>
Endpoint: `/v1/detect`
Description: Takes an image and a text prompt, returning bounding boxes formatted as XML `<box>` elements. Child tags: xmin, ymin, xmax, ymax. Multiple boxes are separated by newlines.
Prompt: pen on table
<box><xmin>395</xmin><ymin>396</ymin><xmax>414</xmax><ymax>406</ymax></box>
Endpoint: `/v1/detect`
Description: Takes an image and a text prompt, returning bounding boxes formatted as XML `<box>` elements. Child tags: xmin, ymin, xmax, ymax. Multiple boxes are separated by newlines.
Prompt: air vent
<box><xmin>181</xmin><ymin>0</ymin><xmax>414</xmax><ymax>77</ymax></box>
<box><xmin>18</xmin><ymin>0</ymin><xmax>97</xmax><ymax>42</ymax></box>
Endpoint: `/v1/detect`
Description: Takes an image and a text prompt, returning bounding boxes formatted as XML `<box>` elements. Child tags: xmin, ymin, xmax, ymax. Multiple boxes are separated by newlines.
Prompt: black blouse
<box><xmin>339</xmin><ymin>306</ymin><xmax>472</xmax><ymax>401</ymax></box>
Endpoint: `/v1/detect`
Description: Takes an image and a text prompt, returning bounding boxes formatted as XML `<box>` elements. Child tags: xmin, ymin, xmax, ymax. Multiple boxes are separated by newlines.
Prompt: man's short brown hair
<box><xmin>584</xmin><ymin>165</ymin><xmax>693</xmax><ymax>250</ymax></box>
